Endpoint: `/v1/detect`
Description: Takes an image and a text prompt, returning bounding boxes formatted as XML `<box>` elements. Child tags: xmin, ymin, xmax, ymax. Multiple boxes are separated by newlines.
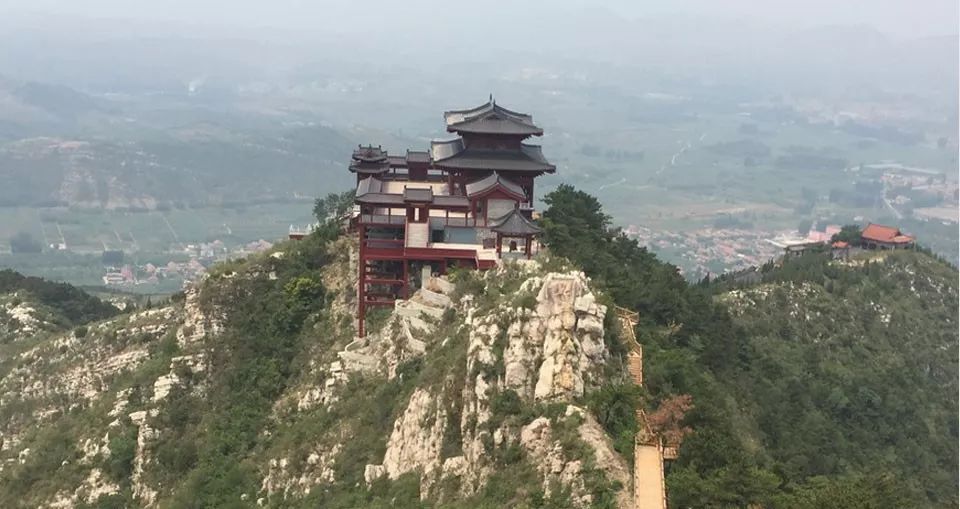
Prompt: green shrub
<box><xmin>105</xmin><ymin>424</ymin><xmax>137</xmax><ymax>482</ymax></box>
<box><xmin>586</xmin><ymin>383</ymin><xmax>643</xmax><ymax>460</ymax></box>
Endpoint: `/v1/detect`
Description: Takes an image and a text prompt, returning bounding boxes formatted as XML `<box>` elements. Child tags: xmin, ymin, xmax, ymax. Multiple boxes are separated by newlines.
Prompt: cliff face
<box><xmin>0</xmin><ymin>288</ymin><xmax>218</xmax><ymax>508</ymax></box>
<box><xmin>357</xmin><ymin>266</ymin><xmax>630</xmax><ymax>508</ymax></box>
<box><xmin>0</xmin><ymin>238</ymin><xmax>634</xmax><ymax>508</ymax></box>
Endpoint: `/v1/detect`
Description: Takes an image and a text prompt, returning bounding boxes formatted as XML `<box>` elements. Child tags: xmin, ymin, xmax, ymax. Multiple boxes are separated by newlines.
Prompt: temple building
<box><xmin>861</xmin><ymin>223</ymin><xmax>915</xmax><ymax>250</ymax></box>
<box><xmin>351</xmin><ymin>99</ymin><xmax>555</xmax><ymax>336</ymax></box>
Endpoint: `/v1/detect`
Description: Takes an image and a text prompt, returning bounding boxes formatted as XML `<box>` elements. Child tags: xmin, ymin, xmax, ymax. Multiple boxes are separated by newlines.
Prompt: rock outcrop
<box><xmin>363</xmin><ymin>264</ymin><xmax>625</xmax><ymax>507</ymax></box>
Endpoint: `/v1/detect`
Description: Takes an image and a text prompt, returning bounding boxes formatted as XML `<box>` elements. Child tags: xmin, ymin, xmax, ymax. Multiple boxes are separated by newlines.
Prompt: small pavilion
<box><xmin>491</xmin><ymin>208</ymin><xmax>542</xmax><ymax>259</ymax></box>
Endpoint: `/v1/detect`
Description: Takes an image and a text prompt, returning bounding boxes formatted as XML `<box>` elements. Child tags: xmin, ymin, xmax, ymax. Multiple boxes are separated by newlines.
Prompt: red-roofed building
<box><xmin>861</xmin><ymin>223</ymin><xmax>915</xmax><ymax>249</ymax></box>
<box><xmin>831</xmin><ymin>241</ymin><xmax>851</xmax><ymax>260</ymax></box>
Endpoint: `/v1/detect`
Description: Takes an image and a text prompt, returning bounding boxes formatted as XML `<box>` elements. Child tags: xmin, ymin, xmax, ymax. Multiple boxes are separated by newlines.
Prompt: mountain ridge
<box><xmin>0</xmin><ymin>187</ymin><xmax>955</xmax><ymax>508</ymax></box>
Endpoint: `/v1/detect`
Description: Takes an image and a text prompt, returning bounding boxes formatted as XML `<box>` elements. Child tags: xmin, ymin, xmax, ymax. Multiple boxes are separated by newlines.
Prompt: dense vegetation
<box><xmin>0</xmin><ymin>268</ymin><xmax>119</xmax><ymax>327</ymax></box>
<box><xmin>541</xmin><ymin>184</ymin><xmax>958</xmax><ymax>508</ymax></box>
<box><xmin>159</xmin><ymin>213</ymin><xmax>342</xmax><ymax>507</ymax></box>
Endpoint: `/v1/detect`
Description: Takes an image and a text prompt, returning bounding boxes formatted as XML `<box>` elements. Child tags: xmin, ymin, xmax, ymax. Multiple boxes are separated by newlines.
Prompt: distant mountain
<box><xmin>12</xmin><ymin>81</ymin><xmax>110</xmax><ymax>120</ymax></box>
<box><xmin>0</xmin><ymin>79</ymin><xmax>360</xmax><ymax>209</ymax></box>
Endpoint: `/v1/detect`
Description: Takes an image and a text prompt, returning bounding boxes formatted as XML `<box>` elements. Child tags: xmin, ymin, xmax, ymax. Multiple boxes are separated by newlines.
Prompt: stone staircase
<box><xmin>405</xmin><ymin>220</ymin><xmax>429</xmax><ymax>248</ymax></box>
<box><xmin>322</xmin><ymin>275</ymin><xmax>457</xmax><ymax>399</ymax></box>
<box><xmin>615</xmin><ymin>305</ymin><xmax>669</xmax><ymax>509</ymax></box>
<box><xmin>617</xmin><ymin>306</ymin><xmax>644</xmax><ymax>386</ymax></box>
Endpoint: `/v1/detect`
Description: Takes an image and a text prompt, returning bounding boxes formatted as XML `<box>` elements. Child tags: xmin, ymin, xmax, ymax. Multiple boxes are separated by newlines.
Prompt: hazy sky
<box><xmin>1</xmin><ymin>0</ymin><xmax>957</xmax><ymax>38</ymax></box>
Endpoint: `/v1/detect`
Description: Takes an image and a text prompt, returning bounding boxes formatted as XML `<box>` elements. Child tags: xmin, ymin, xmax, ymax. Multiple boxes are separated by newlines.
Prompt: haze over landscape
<box><xmin>0</xmin><ymin>2</ymin><xmax>957</xmax><ymax>509</ymax></box>
<box><xmin>0</xmin><ymin>0</ymin><xmax>957</xmax><ymax>290</ymax></box>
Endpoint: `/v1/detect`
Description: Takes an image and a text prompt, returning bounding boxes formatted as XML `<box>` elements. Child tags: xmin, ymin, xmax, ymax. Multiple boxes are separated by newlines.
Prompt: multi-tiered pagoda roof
<box><xmin>443</xmin><ymin>100</ymin><xmax>544</xmax><ymax>136</ymax></box>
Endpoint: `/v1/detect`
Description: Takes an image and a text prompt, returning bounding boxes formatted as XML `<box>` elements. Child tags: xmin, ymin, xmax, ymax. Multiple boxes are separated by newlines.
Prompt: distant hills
<box><xmin>0</xmin><ymin>77</ymin><xmax>359</xmax><ymax>209</ymax></box>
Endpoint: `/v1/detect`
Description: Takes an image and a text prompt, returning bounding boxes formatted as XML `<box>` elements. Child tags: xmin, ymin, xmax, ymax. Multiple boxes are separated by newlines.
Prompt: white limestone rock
<box><xmin>364</xmin><ymin>464</ymin><xmax>386</xmax><ymax>485</ymax></box>
<box><xmin>382</xmin><ymin>388</ymin><xmax>446</xmax><ymax>480</ymax></box>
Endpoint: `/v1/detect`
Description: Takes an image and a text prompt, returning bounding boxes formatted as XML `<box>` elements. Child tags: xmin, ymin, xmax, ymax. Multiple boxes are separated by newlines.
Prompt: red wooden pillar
<box><xmin>358</xmin><ymin>224</ymin><xmax>367</xmax><ymax>337</ymax></box>
<box><xmin>496</xmin><ymin>233</ymin><xmax>502</xmax><ymax>257</ymax></box>
<box><xmin>525</xmin><ymin>236</ymin><xmax>532</xmax><ymax>259</ymax></box>
<box><xmin>402</xmin><ymin>260</ymin><xmax>409</xmax><ymax>299</ymax></box>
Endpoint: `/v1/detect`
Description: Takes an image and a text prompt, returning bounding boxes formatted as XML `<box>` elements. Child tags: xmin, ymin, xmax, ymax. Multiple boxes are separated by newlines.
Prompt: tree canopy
<box><xmin>540</xmin><ymin>184</ymin><xmax>958</xmax><ymax>507</ymax></box>
<box><xmin>831</xmin><ymin>224</ymin><xmax>863</xmax><ymax>245</ymax></box>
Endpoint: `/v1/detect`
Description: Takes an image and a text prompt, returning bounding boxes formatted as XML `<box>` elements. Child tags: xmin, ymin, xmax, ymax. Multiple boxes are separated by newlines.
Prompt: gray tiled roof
<box><xmin>352</xmin><ymin>144</ymin><xmax>388</xmax><ymax>163</ymax></box>
<box><xmin>402</xmin><ymin>187</ymin><xmax>434</xmax><ymax>203</ymax></box>
<box><xmin>430</xmin><ymin>140</ymin><xmax>555</xmax><ymax>173</ymax></box>
<box><xmin>356</xmin><ymin>193</ymin><xmax>404</xmax><ymax>206</ymax></box>
<box><xmin>490</xmin><ymin>208</ymin><xmax>542</xmax><ymax>236</ymax></box>
<box><xmin>349</xmin><ymin>161</ymin><xmax>390</xmax><ymax>174</ymax></box>
<box><xmin>464</xmin><ymin>174</ymin><xmax>525</xmax><ymax>198</ymax></box>
<box><xmin>433</xmin><ymin>195</ymin><xmax>470</xmax><ymax>207</ymax></box>
<box><xmin>444</xmin><ymin>100</ymin><xmax>542</xmax><ymax>136</ymax></box>
<box><xmin>355</xmin><ymin>177</ymin><xmax>469</xmax><ymax>208</ymax></box>
<box><xmin>356</xmin><ymin>177</ymin><xmax>383</xmax><ymax>196</ymax></box>
<box><xmin>405</xmin><ymin>150</ymin><xmax>431</xmax><ymax>164</ymax></box>
<box><xmin>430</xmin><ymin>138</ymin><xmax>465</xmax><ymax>161</ymax></box>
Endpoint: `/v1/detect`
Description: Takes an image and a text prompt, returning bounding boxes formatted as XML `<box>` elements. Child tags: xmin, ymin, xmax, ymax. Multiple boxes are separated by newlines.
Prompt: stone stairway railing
<box><xmin>615</xmin><ymin>305</ymin><xmax>668</xmax><ymax>509</ymax></box>
<box><xmin>616</xmin><ymin>306</ymin><xmax>643</xmax><ymax>386</ymax></box>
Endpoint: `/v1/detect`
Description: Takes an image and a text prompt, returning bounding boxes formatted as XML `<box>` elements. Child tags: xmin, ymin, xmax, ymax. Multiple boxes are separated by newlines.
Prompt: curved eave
<box><xmin>430</xmin><ymin>138</ymin><xmax>466</xmax><ymax>163</ymax></box>
<box><xmin>431</xmin><ymin>141</ymin><xmax>554</xmax><ymax>173</ymax></box>
<box><xmin>444</xmin><ymin>101</ymin><xmax>535</xmax><ymax>126</ymax></box>
<box><xmin>491</xmin><ymin>209</ymin><xmax>542</xmax><ymax>235</ymax></box>
<box><xmin>433</xmin><ymin>157</ymin><xmax>555</xmax><ymax>173</ymax></box>
<box><xmin>349</xmin><ymin>163</ymin><xmax>391</xmax><ymax>174</ymax></box>
<box><xmin>465</xmin><ymin>174</ymin><xmax>527</xmax><ymax>200</ymax></box>
<box><xmin>356</xmin><ymin>193</ymin><xmax>403</xmax><ymax>206</ymax></box>
<box><xmin>469</xmin><ymin>184</ymin><xmax>525</xmax><ymax>201</ymax></box>
<box><xmin>446</xmin><ymin>119</ymin><xmax>543</xmax><ymax>136</ymax></box>
<box><xmin>353</xmin><ymin>156</ymin><xmax>388</xmax><ymax>163</ymax></box>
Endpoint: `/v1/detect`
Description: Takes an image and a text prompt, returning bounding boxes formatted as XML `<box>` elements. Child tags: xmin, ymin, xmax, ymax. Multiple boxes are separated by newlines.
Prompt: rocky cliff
<box><xmin>0</xmin><ymin>236</ymin><xmax>636</xmax><ymax>508</ymax></box>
